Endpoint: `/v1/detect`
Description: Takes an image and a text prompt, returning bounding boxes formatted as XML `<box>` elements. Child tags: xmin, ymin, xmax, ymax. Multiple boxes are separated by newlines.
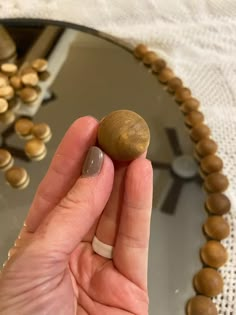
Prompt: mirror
<box><xmin>0</xmin><ymin>21</ymin><xmax>207</xmax><ymax>315</ymax></box>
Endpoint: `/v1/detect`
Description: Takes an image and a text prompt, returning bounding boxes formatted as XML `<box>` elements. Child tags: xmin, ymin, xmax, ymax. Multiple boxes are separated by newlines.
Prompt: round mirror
<box><xmin>0</xmin><ymin>21</ymin><xmax>207</xmax><ymax>315</ymax></box>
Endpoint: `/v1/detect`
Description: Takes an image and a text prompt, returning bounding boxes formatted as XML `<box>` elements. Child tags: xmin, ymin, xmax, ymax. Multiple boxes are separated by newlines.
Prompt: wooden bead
<box><xmin>167</xmin><ymin>77</ymin><xmax>183</xmax><ymax>93</ymax></box>
<box><xmin>134</xmin><ymin>44</ymin><xmax>148</xmax><ymax>59</ymax></box>
<box><xmin>175</xmin><ymin>87</ymin><xmax>191</xmax><ymax>103</ymax></box>
<box><xmin>204</xmin><ymin>216</ymin><xmax>230</xmax><ymax>240</ymax></box>
<box><xmin>206</xmin><ymin>193</ymin><xmax>231</xmax><ymax>215</ymax></box>
<box><xmin>181</xmin><ymin>98</ymin><xmax>200</xmax><ymax>113</ymax></box>
<box><xmin>185</xmin><ymin>111</ymin><xmax>204</xmax><ymax>127</ymax></box>
<box><xmin>38</xmin><ymin>70</ymin><xmax>50</xmax><ymax>81</ymax></box>
<box><xmin>187</xmin><ymin>296</ymin><xmax>218</xmax><ymax>315</ymax></box>
<box><xmin>0</xmin><ymin>85</ymin><xmax>14</xmax><ymax>100</ymax></box>
<box><xmin>151</xmin><ymin>58</ymin><xmax>166</xmax><ymax>73</ymax></box>
<box><xmin>32</xmin><ymin>123</ymin><xmax>52</xmax><ymax>143</ymax></box>
<box><xmin>190</xmin><ymin>123</ymin><xmax>211</xmax><ymax>142</ymax></box>
<box><xmin>200</xmin><ymin>155</ymin><xmax>223</xmax><ymax>174</ymax></box>
<box><xmin>31</xmin><ymin>58</ymin><xmax>48</xmax><ymax>72</ymax></box>
<box><xmin>20</xmin><ymin>67</ymin><xmax>36</xmax><ymax>76</ymax></box>
<box><xmin>0</xmin><ymin>98</ymin><xmax>8</xmax><ymax>114</ymax></box>
<box><xmin>24</xmin><ymin>139</ymin><xmax>47</xmax><ymax>161</ymax></box>
<box><xmin>10</xmin><ymin>75</ymin><xmax>22</xmax><ymax>90</ymax></box>
<box><xmin>196</xmin><ymin>138</ymin><xmax>218</xmax><ymax>157</ymax></box>
<box><xmin>21</xmin><ymin>72</ymin><xmax>39</xmax><ymax>87</ymax></box>
<box><xmin>5</xmin><ymin>166</ymin><xmax>29</xmax><ymax>189</ymax></box>
<box><xmin>143</xmin><ymin>51</ymin><xmax>158</xmax><ymax>65</ymax></box>
<box><xmin>14</xmin><ymin>118</ymin><xmax>34</xmax><ymax>139</ymax></box>
<box><xmin>158</xmin><ymin>67</ymin><xmax>175</xmax><ymax>83</ymax></box>
<box><xmin>0</xmin><ymin>73</ymin><xmax>8</xmax><ymax>87</ymax></box>
<box><xmin>19</xmin><ymin>87</ymin><xmax>38</xmax><ymax>103</ymax></box>
<box><xmin>0</xmin><ymin>149</ymin><xmax>13</xmax><ymax>171</ymax></box>
<box><xmin>204</xmin><ymin>173</ymin><xmax>229</xmax><ymax>193</ymax></box>
<box><xmin>0</xmin><ymin>110</ymin><xmax>16</xmax><ymax>125</ymax></box>
<box><xmin>98</xmin><ymin>110</ymin><xmax>150</xmax><ymax>161</ymax></box>
<box><xmin>1</xmin><ymin>63</ymin><xmax>18</xmax><ymax>75</ymax></box>
<box><xmin>194</xmin><ymin>268</ymin><xmax>223</xmax><ymax>297</ymax></box>
<box><xmin>200</xmin><ymin>240</ymin><xmax>228</xmax><ymax>268</ymax></box>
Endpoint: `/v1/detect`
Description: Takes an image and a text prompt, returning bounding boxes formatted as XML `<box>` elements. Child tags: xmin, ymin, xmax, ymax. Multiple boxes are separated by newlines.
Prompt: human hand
<box><xmin>0</xmin><ymin>116</ymin><xmax>153</xmax><ymax>315</ymax></box>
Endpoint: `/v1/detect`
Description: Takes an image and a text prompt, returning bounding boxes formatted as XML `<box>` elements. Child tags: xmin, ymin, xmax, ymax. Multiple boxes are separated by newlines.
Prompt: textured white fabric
<box><xmin>0</xmin><ymin>0</ymin><xmax>236</xmax><ymax>313</ymax></box>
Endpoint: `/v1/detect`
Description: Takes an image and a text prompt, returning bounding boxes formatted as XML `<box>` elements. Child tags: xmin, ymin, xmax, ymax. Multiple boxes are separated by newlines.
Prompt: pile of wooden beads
<box><xmin>133</xmin><ymin>44</ymin><xmax>231</xmax><ymax>315</ymax></box>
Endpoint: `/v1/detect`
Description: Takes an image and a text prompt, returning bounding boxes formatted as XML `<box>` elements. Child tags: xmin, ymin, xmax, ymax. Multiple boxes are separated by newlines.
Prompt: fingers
<box><xmin>25</xmin><ymin>116</ymin><xmax>99</xmax><ymax>232</ymax></box>
<box><xmin>113</xmin><ymin>158</ymin><xmax>153</xmax><ymax>289</ymax></box>
<box><xmin>33</xmin><ymin>149</ymin><xmax>114</xmax><ymax>255</ymax></box>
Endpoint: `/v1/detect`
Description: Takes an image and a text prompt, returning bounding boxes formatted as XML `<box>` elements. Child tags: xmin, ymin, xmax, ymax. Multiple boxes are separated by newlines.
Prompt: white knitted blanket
<box><xmin>1</xmin><ymin>1</ymin><xmax>236</xmax><ymax>313</ymax></box>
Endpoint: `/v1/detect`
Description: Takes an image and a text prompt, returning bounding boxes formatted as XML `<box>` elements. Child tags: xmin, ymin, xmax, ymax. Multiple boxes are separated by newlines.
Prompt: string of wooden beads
<box><xmin>133</xmin><ymin>44</ymin><xmax>231</xmax><ymax>315</ymax></box>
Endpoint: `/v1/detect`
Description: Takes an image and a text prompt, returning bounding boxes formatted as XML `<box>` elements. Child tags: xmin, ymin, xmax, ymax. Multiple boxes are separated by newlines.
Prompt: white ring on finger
<box><xmin>92</xmin><ymin>236</ymin><xmax>113</xmax><ymax>259</ymax></box>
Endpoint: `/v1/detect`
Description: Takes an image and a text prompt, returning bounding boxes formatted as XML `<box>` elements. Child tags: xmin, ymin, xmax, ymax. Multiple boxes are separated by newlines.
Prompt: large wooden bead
<box><xmin>5</xmin><ymin>166</ymin><xmax>29</xmax><ymax>189</ymax></box>
<box><xmin>143</xmin><ymin>51</ymin><xmax>158</xmax><ymax>65</ymax></box>
<box><xmin>204</xmin><ymin>173</ymin><xmax>229</xmax><ymax>193</ymax></box>
<box><xmin>134</xmin><ymin>44</ymin><xmax>148</xmax><ymax>59</ymax></box>
<box><xmin>185</xmin><ymin>111</ymin><xmax>204</xmax><ymax>127</ymax></box>
<box><xmin>200</xmin><ymin>155</ymin><xmax>223</xmax><ymax>174</ymax></box>
<box><xmin>200</xmin><ymin>240</ymin><xmax>228</xmax><ymax>268</ymax></box>
<box><xmin>204</xmin><ymin>216</ymin><xmax>230</xmax><ymax>240</ymax></box>
<box><xmin>151</xmin><ymin>58</ymin><xmax>166</xmax><ymax>73</ymax></box>
<box><xmin>98</xmin><ymin>110</ymin><xmax>150</xmax><ymax>161</ymax></box>
<box><xmin>206</xmin><ymin>193</ymin><xmax>231</xmax><ymax>215</ymax></box>
<box><xmin>190</xmin><ymin>123</ymin><xmax>211</xmax><ymax>142</ymax></box>
<box><xmin>158</xmin><ymin>67</ymin><xmax>175</xmax><ymax>83</ymax></box>
<box><xmin>181</xmin><ymin>98</ymin><xmax>200</xmax><ymax>113</ymax></box>
<box><xmin>175</xmin><ymin>87</ymin><xmax>191</xmax><ymax>103</ymax></box>
<box><xmin>167</xmin><ymin>77</ymin><xmax>183</xmax><ymax>93</ymax></box>
<box><xmin>196</xmin><ymin>138</ymin><xmax>218</xmax><ymax>157</ymax></box>
<box><xmin>31</xmin><ymin>58</ymin><xmax>48</xmax><ymax>72</ymax></box>
<box><xmin>194</xmin><ymin>268</ymin><xmax>223</xmax><ymax>297</ymax></box>
<box><xmin>187</xmin><ymin>296</ymin><xmax>218</xmax><ymax>315</ymax></box>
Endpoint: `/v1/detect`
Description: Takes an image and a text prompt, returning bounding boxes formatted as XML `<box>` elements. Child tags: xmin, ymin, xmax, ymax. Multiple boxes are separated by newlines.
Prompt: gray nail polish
<box><xmin>82</xmin><ymin>146</ymin><xmax>104</xmax><ymax>177</ymax></box>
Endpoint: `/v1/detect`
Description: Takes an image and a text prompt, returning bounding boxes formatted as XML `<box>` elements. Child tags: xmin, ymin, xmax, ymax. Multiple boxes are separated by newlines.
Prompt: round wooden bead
<box><xmin>158</xmin><ymin>67</ymin><xmax>175</xmax><ymax>83</ymax></box>
<box><xmin>167</xmin><ymin>77</ymin><xmax>183</xmax><ymax>93</ymax></box>
<box><xmin>21</xmin><ymin>72</ymin><xmax>39</xmax><ymax>87</ymax></box>
<box><xmin>98</xmin><ymin>110</ymin><xmax>150</xmax><ymax>162</ymax></box>
<box><xmin>185</xmin><ymin>111</ymin><xmax>204</xmax><ymax>127</ymax></box>
<box><xmin>0</xmin><ymin>73</ymin><xmax>8</xmax><ymax>87</ymax></box>
<box><xmin>31</xmin><ymin>58</ymin><xmax>48</xmax><ymax>72</ymax></box>
<box><xmin>200</xmin><ymin>240</ymin><xmax>228</xmax><ymax>268</ymax></box>
<box><xmin>196</xmin><ymin>138</ymin><xmax>218</xmax><ymax>157</ymax></box>
<box><xmin>134</xmin><ymin>44</ymin><xmax>148</xmax><ymax>59</ymax></box>
<box><xmin>0</xmin><ymin>98</ymin><xmax>8</xmax><ymax>114</ymax></box>
<box><xmin>14</xmin><ymin>118</ymin><xmax>34</xmax><ymax>139</ymax></box>
<box><xmin>0</xmin><ymin>85</ymin><xmax>14</xmax><ymax>100</ymax></box>
<box><xmin>38</xmin><ymin>70</ymin><xmax>50</xmax><ymax>81</ymax></box>
<box><xmin>205</xmin><ymin>173</ymin><xmax>229</xmax><ymax>193</ymax></box>
<box><xmin>187</xmin><ymin>296</ymin><xmax>218</xmax><ymax>315</ymax></box>
<box><xmin>194</xmin><ymin>268</ymin><xmax>223</xmax><ymax>297</ymax></box>
<box><xmin>175</xmin><ymin>87</ymin><xmax>191</xmax><ymax>103</ymax></box>
<box><xmin>143</xmin><ymin>51</ymin><xmax>158</xmax><ymax>65</ymax></box>
<box><xmin>206</xmin><ymin>193</ymin><xmax>231</xmax><ymax>215</ymax></box>
<box><xmin>0</xmin><ymin>149</ymin><xmax>13</xmax><ymax>171</ymax></box>
<box><xmin>24</xmin><ymin>139</ymin><xmax>47</xmax><ymax>161</ymax></box>
<box><xmin>20</xmin><ymin>67</ymin><xmax>36</xmax><ymax>76</ymax></box>
<box><xmin>151</xmin><ymin>58</ymin><xmax>166</xmax><ymax>73</ymax></box>
<box><xmin>5</xmin><ymin>166</ymin><xmax>29</xmax><ymax>189</ymax></box>
<box><xmin>1</xmin><ymin>63</ymin><xmax>18</xmax><ymax>75</ymax></box>
<box><xmin>190</xmin><ymin>123</ymin><xmax>211</xmax><ymax>142</ymax></box>
<box><xmin>181</xmin><ymin>98</ymin><xmax>200</xmax><ymax>113</ymax></box>
<box><xmin>0</xmin><ymin>110</ymin><xmax>16</xmax><ymax>125</ymax></box>
<box><xmin>10</xmin><ymin>75</ymin><xmax>23</xmax><ymax>90</ymax></box>
<box><xmin>19</xmin><ymin>87</ymin><xmax>38</xmax><ymax>103</ymax></box>
<box><xmin>204</xmin><ymin>216</ymin><xmax>230</xmax><ymax>241</ymax></box>
<box><xmin>32</xmin><ymin>123</ymin><xmax>52</xmax><ymax>143</ymax></box>
<box><xmin>200</xmin><ymin>155</ymin><xmax>223</xmax><ymax>174</ymax></box>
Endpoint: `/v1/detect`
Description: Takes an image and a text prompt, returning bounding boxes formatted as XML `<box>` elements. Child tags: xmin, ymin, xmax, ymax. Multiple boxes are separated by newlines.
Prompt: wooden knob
<box><xmin>175</xmin><ymin>87</ymin><xmax>191</xmax><ymax>103</ymax></box>
<box><xmin>1</xmin><ymin>63</ymin><xmax>18</xmax><ymax>76</ymax></box>
<box><xmin>204</xmin><ymin>173</ymin><xmax>229</xmax><ymax>193</ymax></box>
<box><xmin>0</xmin><ymin>85</ymin><xmax>14</xmax><ymax>100</ymax></box>
<box><xmin>134</xmin><ymin>44</ymin><xmax>148</xmax><ymax>59</ymax></box>
<box><xmin>151</xmin><ymin>58</ymin><xmax>167</xmax><ymax>73</ymax></box>
<box><xmin>14</xmin><ymin>118</ymin><xmax>34</xmax><ymax>139</ymax></box>
<box><xmin>32</xmin><ymin>123</ymin><xmax>52</xmax><ymax>143</ymax></box>
<box><xmin>158</xmin><ymin>67</ymin><xmax>175</xmax><ymax>83</ymax></box>
<box><xmin>21</xmin><ymin>72</ymin><xmax>39</xmax><ymax>87</ymax></box>
<box><xmin>24</xmin><ymin>139</ymin><xmax>47</xmax><ymax>161</ymax></box>
<box><xmin>19</xmin><ymin>87</ymin><xmax>38</xmax><ymax>103</ymax></box>
<box><xmin>206</xmin><ymin>193</ymin><xmax>231</xmax><ymax>215</ymax></box>
<box><xmin>0</xmin><ymin>98</ymin><xmax>8</xmax><ymax>114</ymax></box>
<box><xmin>97</xmin><ymin>110</ymin><xmax>150</xmax><ymax>161</ymax></box>
<box><xmin>196</xmin><ymin>138</ymin><xmax>218</xmax><ymax>157</ymax></box>
<box><xmin>32</xmin><ymin>58</ymin><xmax>48</xmax><ymax>72</ymax></box>
<box><xmin>10</xmin><ymin>75</ymin><xmax>22</xmax><ymax>90</ymax></box>
<box><xmin>181</xmin><ymin>98</ymin><xmax>200</xmax><ymax>113</ymax></box>
<box><xmin>143</xmin><ymin>51</ymin><xmax>158</xmax><ymax>65</ymax></box>
<box><xmin>0</xmin><ymin>149</ymin><xmax>13</xmax><ymax>171</ymax></box>
<box><xmin>204</xmin><ymin>216</ymin><xmax>230</xmax><ymax>241</ymax></box>
<box><xmin>200</xmin><ymin>240</ymin><xmax>228</xmax><ymax>268</ymax></box>
<box><xmin>187</xmin><ymin>296</ymin><xmax>218</xmax><ymax>315</ymax></box>
<box><xmin>200</xmin><ymin>155</ymin><xmax>223</xmax><ymax>174</ymax></box>
<box><xmin>185</xmin><ymin>111</ymin><xmax>204</xmax><ymax>127</ymax></box>
<box><xmin>194</xmin><ymin>268</ymin><xmax>223</xmax><ymax>297</ymax></box>
<box><xmin>167</xmin><ymin>77</ymin><xmax>183</xmax><ymax>93</ymax></box>
<box><xmin>190</xmin><ymin>123</ymin><xmax>211</xmax><ymax>142</ymax></box>
<box><xmin>5</xmin><ymin>166</ymin><xmax>29</xmax><ymax>189</ymax></box>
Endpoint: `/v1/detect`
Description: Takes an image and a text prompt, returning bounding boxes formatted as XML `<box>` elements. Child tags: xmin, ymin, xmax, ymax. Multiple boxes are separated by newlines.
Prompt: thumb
<box><xmin>33</xmin><ymin>146</ymin><xmax>114</xmax><ymax>254</ymax></box>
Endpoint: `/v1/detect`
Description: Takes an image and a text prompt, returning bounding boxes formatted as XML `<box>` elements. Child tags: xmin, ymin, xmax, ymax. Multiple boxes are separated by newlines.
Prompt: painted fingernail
<box><xmin>82</xmin><ymin>146</ymin><xmax>104</xmax><ymax>177</ymax></box>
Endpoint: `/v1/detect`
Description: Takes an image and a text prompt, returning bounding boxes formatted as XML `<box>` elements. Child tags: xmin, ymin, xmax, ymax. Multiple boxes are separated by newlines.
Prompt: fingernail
<box><xmin>82</xmin><ymin>146</ymin><xmax>104</xmax><ymax>177</ymax></box>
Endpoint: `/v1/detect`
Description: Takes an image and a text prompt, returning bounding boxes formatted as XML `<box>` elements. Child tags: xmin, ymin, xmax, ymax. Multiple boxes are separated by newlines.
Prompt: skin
<box><xmin>0</xmin><ymin>116</ymin><xmax>153</xmax><ymax>315</ymax></box>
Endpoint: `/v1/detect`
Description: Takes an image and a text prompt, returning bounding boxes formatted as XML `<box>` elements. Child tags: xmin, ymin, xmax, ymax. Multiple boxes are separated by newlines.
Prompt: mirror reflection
<box><xmin>0</xmin><ymin>22</ymin><xmax>206</xmax><ymax>315</ymax></box>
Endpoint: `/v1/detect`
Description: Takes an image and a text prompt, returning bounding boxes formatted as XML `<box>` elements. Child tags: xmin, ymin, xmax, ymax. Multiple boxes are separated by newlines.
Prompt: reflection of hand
<box><xmin>0</xmin><ymin>116</ymin><xmax>153</xmax><ymax>315</ymax></box>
